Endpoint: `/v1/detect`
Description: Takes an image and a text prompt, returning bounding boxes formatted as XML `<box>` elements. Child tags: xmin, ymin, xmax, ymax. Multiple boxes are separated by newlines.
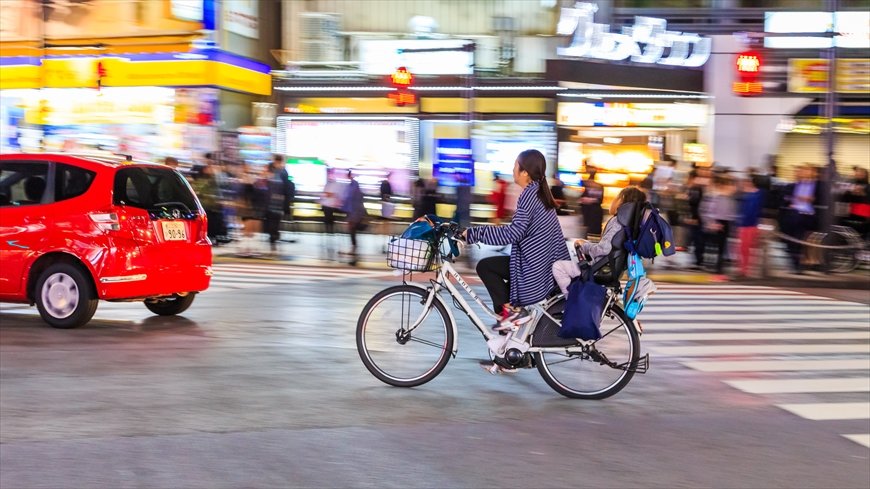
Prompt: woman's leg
<box><xmin>714</xmin><ymin>221</ymin><xmax>730</xmax><ymax>274</ymax></box>
<box><xmin>476</xmin><ymin>255</ymin><xmax>511</xmax><ymax>314</ymax></box>
<box><xmin>323</xmin><ymin>206</ymin><xmax>335</xmax><ymax>235</ymax></box>
<box><xmin>692</xmin><ymin>224</ymin><xmax>705</xmax><ymax>267</ymax></box>
<box><xmin>738</xmin><ymin>226</ymin><xmax>751</xmax><ymax>277</ymax></box>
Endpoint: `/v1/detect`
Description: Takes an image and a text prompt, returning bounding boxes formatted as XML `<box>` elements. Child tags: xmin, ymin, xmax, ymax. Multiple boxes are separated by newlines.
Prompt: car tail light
<box><xmin>198</xmin><ymin>213</ymin><xmax>208</xmax><ymax>242</ymax></box>
<box><xmin>89</xmin><ymin>212</ymin><xmax>120</xmax><ymax>232</ymax></box>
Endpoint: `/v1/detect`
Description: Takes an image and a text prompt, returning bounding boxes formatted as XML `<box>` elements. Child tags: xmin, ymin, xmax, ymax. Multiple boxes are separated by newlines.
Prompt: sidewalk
<box><xmin>211</xmin><ymin>231</ymin><xmax>870</xmax><ymax>290</ymax></box>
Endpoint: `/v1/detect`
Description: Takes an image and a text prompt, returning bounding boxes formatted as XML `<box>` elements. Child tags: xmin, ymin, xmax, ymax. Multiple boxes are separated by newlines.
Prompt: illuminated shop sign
<box><xmin>275</xmin><ymin>117</ymin><xmax>420</xmax><ymax>195</ymax></box>
<box><xmin>788</xmin><ymin>59</ymin><xmax>870</xmax><ymax>94</ymax></box>
<box><xmin>359</xmin><ymin>39</ymin><xmax>473</xmax><ymax>75</ymax></box>
<box><xmin>434</xmin><ymin>139</ymin><xmax>474</xmax><ymax>187</ymax></box>
<box><xmin>557</xmin><ymin>102</ymin><xmax>709</xmax><ymax>127</ymax></box>
<box><xmin>764</xmin><ymin>11</ymin><xmax>870</xmax><ymax>49</ymax></box>
<box><xmin>556</xmin><ymin>2</ymin><xmax>710</xmax><ymax>67</ymax></box>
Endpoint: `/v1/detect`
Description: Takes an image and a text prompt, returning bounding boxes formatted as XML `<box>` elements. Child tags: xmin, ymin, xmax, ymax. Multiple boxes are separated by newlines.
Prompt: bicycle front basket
<box><xmin>387</xmin><ymin>237</ymin><xmax>435</xmax><ymax>272</ymax></box>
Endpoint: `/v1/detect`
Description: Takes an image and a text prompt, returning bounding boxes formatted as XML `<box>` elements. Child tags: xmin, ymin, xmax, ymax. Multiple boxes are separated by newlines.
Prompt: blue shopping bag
<box><xmin>559</xmin><ymin>277</ymin><xmax>606</xmax><ymax>341</ymax></box>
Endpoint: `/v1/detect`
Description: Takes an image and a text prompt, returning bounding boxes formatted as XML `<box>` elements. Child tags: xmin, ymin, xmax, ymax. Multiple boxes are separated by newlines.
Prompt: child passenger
<box><xmin>553</xmin><ymin>186</ymin><xmax>648</xmax><ymax>296</ymax></box>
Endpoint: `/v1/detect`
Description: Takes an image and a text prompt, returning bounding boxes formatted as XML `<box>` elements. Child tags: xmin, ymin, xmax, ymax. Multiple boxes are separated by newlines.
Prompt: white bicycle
<box><xmin>355</xmin><ymin>221</ymin><xmax>649</xmax><ymax>399</ymax></box>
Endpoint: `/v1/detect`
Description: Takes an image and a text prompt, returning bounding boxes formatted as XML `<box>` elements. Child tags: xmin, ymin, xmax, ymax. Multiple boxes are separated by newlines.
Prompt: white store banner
<box><xmin>224</xmin><ymin>0</ymin><xmax>258</xmax><ymax>39</ymax></box>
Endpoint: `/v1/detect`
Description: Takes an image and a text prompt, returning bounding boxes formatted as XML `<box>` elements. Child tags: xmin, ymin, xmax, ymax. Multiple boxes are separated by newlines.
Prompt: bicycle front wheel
<box><xmin>536</xmin><ymin>300</ymin><xmax>640</xmax><ymax>399</ymax></box>
<box><xmin>822</xmin><ymin>232</ymin><xmax>858</xmax><ymax>273</ymax></box>
<box><xmin>357</xmin><ymin>285</ymin><xmax>454</xmax><ymax>387</ymax></box>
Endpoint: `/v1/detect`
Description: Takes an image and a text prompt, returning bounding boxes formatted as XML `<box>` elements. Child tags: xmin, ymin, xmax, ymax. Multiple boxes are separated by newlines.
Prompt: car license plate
<box><xmin>161</xmin><ymin>221</ymin><xmax>187</xmax><ymax>241</ymax></box>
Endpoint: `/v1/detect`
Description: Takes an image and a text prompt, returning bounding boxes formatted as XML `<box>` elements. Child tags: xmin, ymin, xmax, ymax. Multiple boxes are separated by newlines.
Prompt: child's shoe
<box><xmin>492</xmin><ymin>306</ymin><xmax>531</xmax><ymax>332</ymax></box>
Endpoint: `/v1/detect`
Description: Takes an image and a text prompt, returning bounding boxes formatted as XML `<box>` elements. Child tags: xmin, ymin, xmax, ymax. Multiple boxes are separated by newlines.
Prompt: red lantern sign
<box><xmin>733</xmin><ymin>51</ymin><xmax>762</xmax><ymax>96</ymax></box>
<box><xmin>388</xmin><ymin>66</ymin><xmax>416</xmax><ymax>106</ymax></box>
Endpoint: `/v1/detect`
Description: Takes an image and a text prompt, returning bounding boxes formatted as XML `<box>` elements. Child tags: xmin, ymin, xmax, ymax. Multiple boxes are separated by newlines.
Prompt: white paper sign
<box><xmin>224</xmin><ymin>0</ymin><xmax>258</xmax><ymax>39</ymax></box>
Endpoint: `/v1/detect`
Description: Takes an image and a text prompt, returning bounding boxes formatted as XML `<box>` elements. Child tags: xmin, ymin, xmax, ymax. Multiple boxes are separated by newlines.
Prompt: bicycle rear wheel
<box><xmin>822</xmin><ymin>231</ymin><xmax>858</xmax><ymax>273</ymax></box>
<box><xmin>535</xmin><ymin>300</ymin><xmax>640</xmax><ymax>399</ymax></box>
<box><xmin>357</xmin><ymin>285</ymin><xmax>454</xmax><ymax>387</ymax></box>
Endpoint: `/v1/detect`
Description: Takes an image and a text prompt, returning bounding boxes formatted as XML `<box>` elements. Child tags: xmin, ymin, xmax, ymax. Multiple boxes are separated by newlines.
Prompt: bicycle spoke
<box><xmin>357</xmin><ymin>286</ymin><xmax>453</xmax><ymax>387</ymax></box>
<box><xmin>544</xmin><ymin>354</ymin><xmax>584</xmax><ymax>366</ymax></box>
<box><xmin>407</xmin><ymin>336</ymin><xmax>448</xmax><ymax>351</ymax></box>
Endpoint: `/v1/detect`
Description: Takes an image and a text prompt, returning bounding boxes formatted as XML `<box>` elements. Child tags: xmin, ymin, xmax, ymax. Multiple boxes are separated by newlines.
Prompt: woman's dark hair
<box><xmin>616</xmin><ymin>186</ymin><xmax>647</xmax><ymax>205</ymax></box>
<box><xmin>516</xmin><ymin>149</ymin><xmax>557</xmax><ymax>210</ymax></box>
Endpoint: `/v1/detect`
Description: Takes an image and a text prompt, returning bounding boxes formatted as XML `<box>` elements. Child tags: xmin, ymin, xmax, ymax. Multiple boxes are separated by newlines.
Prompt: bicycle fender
<box><xmin>406</xmin><ymin>281</ymin><xmax>459</xmax><ymax>355</ymax></box>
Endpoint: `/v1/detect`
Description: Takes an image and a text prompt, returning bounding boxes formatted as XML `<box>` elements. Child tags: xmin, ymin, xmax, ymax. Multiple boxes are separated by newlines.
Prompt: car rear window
<box><xmin>56</xmin><ymin>163</ymin><xmax>96</xmax><ymax>202</ymax></box>
<box><xmin>113</xmin><ymin>167</ymin><xmax>198</xmax><ymax>217</ymax></box>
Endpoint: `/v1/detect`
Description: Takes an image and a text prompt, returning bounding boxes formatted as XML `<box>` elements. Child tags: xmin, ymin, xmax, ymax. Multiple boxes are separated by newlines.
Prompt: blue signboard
<box><xmin>433</xmin><ymin>138</ymin><xmax>474</xmax><ymax>187</ymax></box>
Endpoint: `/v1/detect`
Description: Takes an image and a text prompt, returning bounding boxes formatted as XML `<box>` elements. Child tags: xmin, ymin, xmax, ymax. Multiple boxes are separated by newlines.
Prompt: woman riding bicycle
<box><xmin>462</xmin><ymin>149</ymin><xmax>570</xmax><ymax>332</ymax></box>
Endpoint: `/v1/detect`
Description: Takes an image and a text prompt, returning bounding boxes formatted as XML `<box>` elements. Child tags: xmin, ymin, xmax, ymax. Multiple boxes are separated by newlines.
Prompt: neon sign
<box><xmin>391</xmin><ymin>67</ymin><xmax>413</xmax><ymax>87</ymax></box>
<box><xmin>556</xmin><ymin>2</ymin><xmax>711</xmax><ymax>67</ymax></box>
<box><xmin>736</xmin><ymin>54</ymin><xmax>761</xmax><ymax>73</ymax></box>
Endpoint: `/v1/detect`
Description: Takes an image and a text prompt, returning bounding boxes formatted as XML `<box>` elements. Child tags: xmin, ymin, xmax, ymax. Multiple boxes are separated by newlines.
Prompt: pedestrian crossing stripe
<box><xmin>646</xmin><ymin>331</ymin><xmax>870</xmax><ymax>341</ymax></box>
<box><xmin>723</xmin><ymin>378</ymin><xmax>870</xmax><ymax>394</ymax></box>
<box><xmin>649</xmin><ymin>344</ymin><xmax>869</xmax><ymax>356</ymax></box>
<box><xmin>642</xmin><ymin>321</ymin><xmax>869</xmax><ymax>330</ymax></box>
<box><xmin>682</xmin><ymin>359</ymin><xmax>870</xmax><ymax>372</ymax></box>
<box><xmin>644</xmin><ymin>305</ymin><xmax>867</xmax><ymax>313</ymax></box>
<box><xmin>647</xmin><ymin>285</ymin><xmax>869</xmax><ymax>449</ymax></box>
<box><xmin>648</xmin><ymin>298</ymin><xmax>846</xmax><ymax>305</ymax></box>
<box><xmin>651</xmin><ymin>285</ymin><xmax>805</xmax><ymax>293</ymax></box>
<box><xmin>212</xmin><ymin>264</ymin><xmax>391</xmax><ymax>276</ymax></box>
<box><xmin>636</xmin><ymin>313</ymin><xmax>869</xmax><ymax>321</ymax></box>
<box><xmin>202</xmin><ymin>264</ymin><xmax>395</xmax><ymax>293</ymax></box>
<box><xmin>775</xmin><ymin>402</ymin><xmax>870</xmax><ymax>420</ymax></box>
<box><xmin>843</xmin><ymin>434</ymin><xmax>870</xmax><ymax>448</ymax></box>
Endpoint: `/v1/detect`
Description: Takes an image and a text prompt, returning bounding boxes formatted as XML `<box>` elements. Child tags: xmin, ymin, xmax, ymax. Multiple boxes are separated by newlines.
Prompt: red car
<box><xmin>0</xmin><ymin>153</ymin><xmax>212</xmax><ymax>328</ymax></box>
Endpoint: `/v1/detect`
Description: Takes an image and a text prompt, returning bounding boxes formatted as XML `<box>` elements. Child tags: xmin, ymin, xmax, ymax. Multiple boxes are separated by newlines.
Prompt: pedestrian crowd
<box><xmin>168</xmin><ymin>151</ymin><xmax>869</xmax><ymax>276</ymax></box>
<box><xmin>619</xmin><ymin>158</ymin><xmax>869</xmax><ymax>280</ymax></box>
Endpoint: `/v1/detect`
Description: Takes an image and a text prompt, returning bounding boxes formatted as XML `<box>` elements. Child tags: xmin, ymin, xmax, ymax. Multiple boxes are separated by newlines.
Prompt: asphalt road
<box><xmin>1</xmin><ymin>270</ymin><xmax>868</xmax><ymax>489</ymax></box>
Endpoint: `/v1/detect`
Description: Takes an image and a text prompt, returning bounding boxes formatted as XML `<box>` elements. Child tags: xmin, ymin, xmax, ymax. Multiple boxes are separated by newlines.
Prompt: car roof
<box><xmin>1</xmin><ymin>152</ymin><xmax>167</xmax><ymax>170</ymax></box>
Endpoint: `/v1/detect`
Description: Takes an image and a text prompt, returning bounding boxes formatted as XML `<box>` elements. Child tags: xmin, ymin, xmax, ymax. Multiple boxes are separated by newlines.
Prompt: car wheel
<box><xmin>144</xmin><ymin>294</ymin><xmax>195</xmax><ymax>316</ymax></box>
<box><xmin>35</xmin><ymin>262</ymin><xmax>98</xmax><ymax>329</ymax></box>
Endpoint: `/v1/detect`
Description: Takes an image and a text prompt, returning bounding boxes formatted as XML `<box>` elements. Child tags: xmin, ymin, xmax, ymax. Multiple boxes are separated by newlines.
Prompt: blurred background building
<box><xmin>0</xmin><ymin>0</ymin><xmax>280</xmax><ymax>162</ymax></box>
<box><xmin>1</xmin><ymin>0</ymin><xmax>867</xmax><ymax>221</ymax></box>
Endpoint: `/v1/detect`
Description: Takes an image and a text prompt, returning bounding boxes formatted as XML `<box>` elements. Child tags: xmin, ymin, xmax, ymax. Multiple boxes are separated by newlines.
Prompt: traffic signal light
<box><xmin>733</xmin><ymin>51</ymin><xmax>762</xmax><ymax>96</ymax></box>
<box><xmin>388</xmin><ymin>66</ymin><xmax>416</xmax><ymax>106</ymax></box>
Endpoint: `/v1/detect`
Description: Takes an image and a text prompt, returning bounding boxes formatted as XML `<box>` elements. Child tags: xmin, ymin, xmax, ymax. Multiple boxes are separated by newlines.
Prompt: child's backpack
<box><xmin>622</xmin><ymin>253</ymin><xmax>657</xmax><ymax>320</ymax></box>
<box><xmin>623</xmin><ymin>202</ymin><xmax>676</xmax><ymax>260</ymax></box>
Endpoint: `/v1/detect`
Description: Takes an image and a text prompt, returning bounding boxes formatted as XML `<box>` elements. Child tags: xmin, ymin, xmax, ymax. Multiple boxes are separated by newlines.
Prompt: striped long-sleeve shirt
<box><xmin>466</xmin><ymin>181</ymin><xmax>570</xmax><ymax>306</ymax></box>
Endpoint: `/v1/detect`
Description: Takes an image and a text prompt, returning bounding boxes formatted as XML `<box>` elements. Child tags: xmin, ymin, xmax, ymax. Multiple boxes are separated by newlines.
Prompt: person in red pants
<box><xmin>737</xmin><ymin>175</ymin><xmax>764</xmax><ymax>279</ymax></box>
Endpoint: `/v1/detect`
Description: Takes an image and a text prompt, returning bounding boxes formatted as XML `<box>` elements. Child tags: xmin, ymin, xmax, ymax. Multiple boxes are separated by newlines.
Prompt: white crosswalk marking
<box><xmin>639</xmin><ymin>283</ymin><xmax>870</xmax><ymax>449</ymax></box>
<box><xmin>843</xmin><ymin>434</ymin><xmax>870</xmax><ymax>448</ymax></box>
<box><xmin>683</xmin><ymin>359</ymin><xmax>870</xmax><ymax>372</ymax></box>
<box><xmin>205</xmin><ymin>263</ymin><xmax>393</xmax><ymax>293</ymax></box>
<box><xmin>724</xmin><ymin>378</ymin><xmax>870</xmax><ymax>394</ymax></box>
<box><xmin>775</xmin><ymin>403</ymin><xmax>870</xmax><ymax>421</ymax></box>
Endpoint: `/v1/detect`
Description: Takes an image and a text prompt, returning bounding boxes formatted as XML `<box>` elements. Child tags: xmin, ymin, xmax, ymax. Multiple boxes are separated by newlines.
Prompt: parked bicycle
<box><xmin>807</xmin><ymin>225</ymin><xmax>869</xmax><ymax>274</ymax></box>
<box><xmin>355</xmin><ymin>220</ymin><xmax>649</xmax><ymax>399</ymax></box>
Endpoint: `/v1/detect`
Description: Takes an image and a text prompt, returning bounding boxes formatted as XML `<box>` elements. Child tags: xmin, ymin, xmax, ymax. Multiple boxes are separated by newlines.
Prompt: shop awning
<box><xmin>0</xmin><ymin>48</ymin><xmax>271</xmax><ymax>96</ymax></box>
<box><xmin>547</xmin><ymin>58</ymin><xmax>704</xmax><ymax>93</ymax></box>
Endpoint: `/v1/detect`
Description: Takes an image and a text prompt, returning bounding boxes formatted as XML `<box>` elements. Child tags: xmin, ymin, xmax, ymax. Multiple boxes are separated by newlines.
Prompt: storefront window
<box><xmin>0</xmin><ymin>87</ymin><xmax>218</xmax><ymax>162</ymax></box>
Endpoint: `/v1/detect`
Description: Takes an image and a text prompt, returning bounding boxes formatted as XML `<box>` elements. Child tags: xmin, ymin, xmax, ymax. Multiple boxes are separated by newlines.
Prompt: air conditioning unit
<box><xmin>299</xmin><ymin>12</ymin><xmax>341</xmax><ymax>40</ymax></box>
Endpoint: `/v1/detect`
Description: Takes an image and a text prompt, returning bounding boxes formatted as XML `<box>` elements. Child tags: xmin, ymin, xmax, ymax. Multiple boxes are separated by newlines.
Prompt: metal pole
<box><xmin>39</xmin><ymin>0</ymin><xmax>47</xmax><ymax>151</ymax></box>
<box><xmin>822</xmin><ymin>0</ymin><xmax>838</xmax><ymax>233</ymax></box>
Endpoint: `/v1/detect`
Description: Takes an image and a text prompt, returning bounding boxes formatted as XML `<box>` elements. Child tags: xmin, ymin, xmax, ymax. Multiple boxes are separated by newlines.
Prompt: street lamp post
<box><xmin>821</xmin><ymin>0</ymin><xmax>839</xmax><ymax>233</ymax></box>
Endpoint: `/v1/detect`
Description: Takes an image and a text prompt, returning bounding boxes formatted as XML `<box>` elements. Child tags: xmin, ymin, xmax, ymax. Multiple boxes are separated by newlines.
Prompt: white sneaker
<box><xmin>479</xmin><ymin>360</ymin><xmax>519</xmax><ymax>375</ymax></box>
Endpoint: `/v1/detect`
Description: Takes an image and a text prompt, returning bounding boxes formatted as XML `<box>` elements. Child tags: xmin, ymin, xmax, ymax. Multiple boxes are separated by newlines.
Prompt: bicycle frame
<box><xmin>403</xmin><ymin>255</ymin><xmax>588</xmax><ymax>356</ymax></box>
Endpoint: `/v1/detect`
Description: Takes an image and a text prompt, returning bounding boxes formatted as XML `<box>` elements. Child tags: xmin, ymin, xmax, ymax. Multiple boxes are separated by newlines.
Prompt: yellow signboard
<box><xmin>0</xmin><ymin>55</ymin><xmax>271</xmax><ymax>95</ymax></box>
<box><xmin>0</xmin><ymin>64</ymin><xmax>40</xmax><ymax>89</ymax></box>
<box><xmin>788</xmin><ymin>58</ymin><xmax>870</xmax><ymax>94</ymax></box>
